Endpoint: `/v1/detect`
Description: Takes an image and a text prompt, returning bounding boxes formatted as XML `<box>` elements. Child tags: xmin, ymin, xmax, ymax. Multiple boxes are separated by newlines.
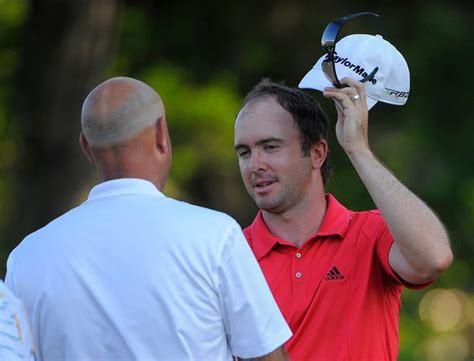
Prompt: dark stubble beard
<box><xmin>252</xmin><ymin>157</ymin><xmax>313</xmax><ymax>215</ymax></box>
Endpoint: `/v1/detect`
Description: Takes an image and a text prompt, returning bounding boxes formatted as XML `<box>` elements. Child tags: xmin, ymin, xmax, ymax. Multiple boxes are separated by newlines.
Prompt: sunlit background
<box><xmin>0</xmin><ymin>0</ymin><xmax>472</xmax><ymax>360</ymax></box>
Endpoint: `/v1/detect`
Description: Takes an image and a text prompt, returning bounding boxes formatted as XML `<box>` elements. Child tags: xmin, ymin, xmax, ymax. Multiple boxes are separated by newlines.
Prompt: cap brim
<box><xmin>298</xmin><ymin>60</ymin><xmax>332</xmax><ymax>92</ymax></box>
<box><xmin>365</xmin><ymin>96</ymin><xmax>378</xmax><ymax>110</ymax></box>
<box><xmin>298</xmin><ymin>61</ymin><xmax>378</xmax><ymax>110</ymax></box>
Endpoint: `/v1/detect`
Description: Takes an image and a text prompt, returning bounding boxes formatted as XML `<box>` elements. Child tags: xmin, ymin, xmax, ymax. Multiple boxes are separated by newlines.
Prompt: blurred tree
<box><xmin>0</xmin><ymin>0</ymin><xmax>28</xmax><ymax>262</ymax></box>
<box><xmin>3</xmin><ymin>0</ymin><xmax>119</xmax><ymax>262</ymax></box>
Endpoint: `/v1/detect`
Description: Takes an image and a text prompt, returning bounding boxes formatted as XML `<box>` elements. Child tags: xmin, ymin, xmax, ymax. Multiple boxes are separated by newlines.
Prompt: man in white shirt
<box><xmin>0</xmin><ymin>281</ymin><xmax>35</xmax><ymax>360</ymax></box>
<box><xmin>6</xmin><ymin>76</ymin><xmax>291</xmax><ymax>361</ymax></box>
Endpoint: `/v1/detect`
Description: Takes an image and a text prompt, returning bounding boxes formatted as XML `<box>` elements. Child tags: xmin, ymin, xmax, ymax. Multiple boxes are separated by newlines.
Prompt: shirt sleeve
<box><xmin>375</xmin><ymin>216</ymin><xmax>433</xmax><ymax>289</ymax></box>
<box><xmin>217</xmin><ymin>222</ymin><xmax>292</xmax><ymax>358</ymax></box>
<box><xmin>375</xmin><ymin>219</ymin><xmax>401</xmax><ymax>283</ymax></box>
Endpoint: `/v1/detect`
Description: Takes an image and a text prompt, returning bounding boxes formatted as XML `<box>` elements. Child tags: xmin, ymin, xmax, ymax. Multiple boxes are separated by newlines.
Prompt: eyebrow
<box><xmin>234</xmin><ymin>137</ymin><xmax>284</xmax><ymax>151</ymax></box>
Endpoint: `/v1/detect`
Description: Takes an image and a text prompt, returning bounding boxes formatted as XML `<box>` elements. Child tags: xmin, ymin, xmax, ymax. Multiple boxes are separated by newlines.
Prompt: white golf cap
<box><xmin>298</xmin><ymin>34</ymin><xmax>410</xmax><ymax>110</ymax></box>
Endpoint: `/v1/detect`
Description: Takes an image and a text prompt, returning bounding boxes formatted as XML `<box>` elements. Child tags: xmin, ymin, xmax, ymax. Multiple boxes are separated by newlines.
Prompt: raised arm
<box><xmin>323</xmin><ymin>78</ymin><xmax>453</xmax><ymax>284</ymax></box>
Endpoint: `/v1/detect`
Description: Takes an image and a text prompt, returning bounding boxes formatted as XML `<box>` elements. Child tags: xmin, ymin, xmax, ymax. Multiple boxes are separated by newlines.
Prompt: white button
<box><xmin>295</xmin><ymin>252</ymin><xmax>302</xmax><ymax>258</ymax></box>
<box><xmin>296</xmin><ymin>272</ymin><xmax>302</xmax><ymax>279</ymax></box>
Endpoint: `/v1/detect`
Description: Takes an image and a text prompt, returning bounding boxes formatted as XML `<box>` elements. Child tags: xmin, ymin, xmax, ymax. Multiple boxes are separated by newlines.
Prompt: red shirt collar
<box><xmin>248</xmin><ymin>194</ymin><xmax>351</xmax><ymax>260</ymax></box>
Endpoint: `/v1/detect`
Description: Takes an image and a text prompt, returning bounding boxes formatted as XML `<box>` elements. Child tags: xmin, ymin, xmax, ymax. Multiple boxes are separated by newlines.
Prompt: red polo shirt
<box><xmin>244</xmin><ymin>194</ymin><xmax>413</xmax><ymax>361</ymax></box>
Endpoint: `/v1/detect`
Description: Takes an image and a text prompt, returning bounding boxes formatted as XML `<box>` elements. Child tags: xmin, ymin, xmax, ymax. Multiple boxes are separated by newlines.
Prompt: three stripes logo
<box><xmin>324</xmin><ymin>266</ymin><xmax>345</xmax><ymax>281</ymax></box>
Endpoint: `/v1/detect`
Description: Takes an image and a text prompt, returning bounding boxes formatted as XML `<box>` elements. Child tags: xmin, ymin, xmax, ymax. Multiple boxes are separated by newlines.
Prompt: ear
<box><xmin>154</xmin><ymin>117</ymin><xmax>171</xmax><ymax>155</ymax></box>
<box><xmin>311</xmin><ymin>140</ymin><xmax>328</xmax><ymax>169</ymax></box>
<box><xmin>79</xmin><ymin>132</ymin><xmax>95</xmax><ymax>164</ymax></box>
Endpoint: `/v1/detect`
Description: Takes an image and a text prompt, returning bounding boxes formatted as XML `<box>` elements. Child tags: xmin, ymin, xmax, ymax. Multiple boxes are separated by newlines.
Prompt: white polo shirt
<box><xmin>0</xmin><ymin>281</ymin><xmax>35</xmax><ymax>360</ymax></box>
<box><xmin>6</xmin><ymin>178</ymin><xmax>291</xmax><ymax>361</ymax></box>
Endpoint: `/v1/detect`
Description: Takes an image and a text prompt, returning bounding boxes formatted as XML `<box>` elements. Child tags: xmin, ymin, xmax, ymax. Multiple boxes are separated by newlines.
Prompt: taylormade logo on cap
<box><xmin>329</xmin><ymin>52</ymin><xmax>378</xmax><ymax>85</ymax></box>
<box><xmin>299</xmin><ymin>34</ymin><xmax>410</xmax><ymax>110</ymax></box>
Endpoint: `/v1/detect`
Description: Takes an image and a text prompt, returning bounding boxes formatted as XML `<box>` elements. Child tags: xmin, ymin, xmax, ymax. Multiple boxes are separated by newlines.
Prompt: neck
<box><xmin>100</xmin><ymin>169</ymin><xmax>165</xmax><ymax>191</ymax></box>
<box><xmin>262</xmin><ymin>191</ymin><xmax>327</xmax><ymax>248</ymax></box>
<box><xmin>96</xmin><ymin>150</ymin><xmax>166</xmax><ymax>191</ymax></box>
<box><xmin>89</xmin><ymin>127</ymin><xmax>170</xmax><ymax>192</ymax></box>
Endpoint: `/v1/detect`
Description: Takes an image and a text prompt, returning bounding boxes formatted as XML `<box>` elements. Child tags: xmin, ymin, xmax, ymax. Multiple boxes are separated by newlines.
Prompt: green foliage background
<box><xmin>0</xmin><ymin>0</ymin><xmax>472</xmax><ymax>360</ymax></box>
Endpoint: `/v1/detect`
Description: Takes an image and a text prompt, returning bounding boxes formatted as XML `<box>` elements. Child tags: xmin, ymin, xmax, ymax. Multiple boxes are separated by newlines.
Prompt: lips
<box><xmin>253</xmin><ymin>178</ymin><xmax>277</xmax><ymax>194</ymax></box>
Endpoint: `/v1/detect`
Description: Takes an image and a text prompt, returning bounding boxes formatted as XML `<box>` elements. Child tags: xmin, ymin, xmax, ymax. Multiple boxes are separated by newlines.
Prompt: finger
<box><xmin>324</xmin><ymin>85</ymin><xmax>360</xmax><ymax>100</ymax></box>
<box><xmin>324</xmin><ymin>87</ymin><xmax>359</xmax><ymax>103</ymax></box>
<box><xmin>323</xmin><ymin>90</ymin><xmax>355</xmax><ymax>109</ymax></box>
<box><xmin>340</xmin><ymin>87</ymin><xmax>360</xmax><ymax>101</ymax></box>
<box><xmin>327</xmin><ymin>80</ymin><xmax>367</xmax><ymax>108</ymax></box>
<box><xmin>339</xmin><ymin>77</ymin><xmax>366</xmax><ymax>99</ymax></box>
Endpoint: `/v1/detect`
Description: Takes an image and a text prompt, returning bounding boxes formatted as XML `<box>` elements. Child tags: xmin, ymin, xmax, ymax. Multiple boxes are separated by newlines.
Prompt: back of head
<box><xmin>240</xmin><ymin>78</ymin><xmax>333</xmax><ymax>184</ymax></box>
<box><xmin>81</xmin><ymin>76</ymin><xmax>165</xmax><ymax>147</ymax></box>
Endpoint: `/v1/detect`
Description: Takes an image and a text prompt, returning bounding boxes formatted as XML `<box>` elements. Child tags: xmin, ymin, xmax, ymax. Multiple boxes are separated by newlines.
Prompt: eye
<box><xmin>264</xmin><ymin>144</ymin><xmax>279</xmax><ymax>151</ymax></box>
<box><xmin>237</xmin><ymin>149</ymin><xmax>250</xmax><ymax>159</ymax></box>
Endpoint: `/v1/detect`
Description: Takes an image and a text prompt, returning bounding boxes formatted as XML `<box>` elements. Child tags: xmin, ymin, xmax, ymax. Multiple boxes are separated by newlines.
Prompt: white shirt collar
<box><xmin>87</xmin><ymin>178</ymin><xmax>165</xmax><ymax>201</ymax></box>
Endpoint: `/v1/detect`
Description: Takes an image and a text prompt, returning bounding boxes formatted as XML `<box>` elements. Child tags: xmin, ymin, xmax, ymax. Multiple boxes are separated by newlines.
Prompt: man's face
<box><xmin>234</xmin><ymin>97</ymin><xmax>314</xmax><ymax>214</ymax></box>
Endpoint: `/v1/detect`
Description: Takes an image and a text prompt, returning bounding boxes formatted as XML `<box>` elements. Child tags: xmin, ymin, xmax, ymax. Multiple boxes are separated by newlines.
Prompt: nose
<box><xmin>247</xmin><ymin>150</ymin><xmax>267</xmax><ymax>173</ymax></box>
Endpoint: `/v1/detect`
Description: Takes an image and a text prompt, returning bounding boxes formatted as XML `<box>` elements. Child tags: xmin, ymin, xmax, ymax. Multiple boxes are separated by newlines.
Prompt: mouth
<box><xmin>253</xmin><ymin>179</ymin><xmax>276</xmax><ymax>194</ymax></box>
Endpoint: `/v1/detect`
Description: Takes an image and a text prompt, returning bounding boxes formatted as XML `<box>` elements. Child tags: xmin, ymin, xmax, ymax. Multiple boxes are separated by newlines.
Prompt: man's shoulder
<box><xmin>328</xmin><ymin>194</ymin><xmax>383</xmax><ymax>219</ymax></box>
<box><xmin>10</xmin><ymin>206</ymin><xmax>79</xmax><ymax>252</ymax></box>
<box><xmin>22</xmin><ymin>204</ymin><xmax>83</xmax><ymax>239</ymax></box>
<box><xmin>167</xmin><ymin>198</ymin><xmax>238</xmax><ymax>225</ymax></box>
<box><xmin>349</xmin><ymin>208</ymin><xmax>385</xmax><ymax>226</ymax></box>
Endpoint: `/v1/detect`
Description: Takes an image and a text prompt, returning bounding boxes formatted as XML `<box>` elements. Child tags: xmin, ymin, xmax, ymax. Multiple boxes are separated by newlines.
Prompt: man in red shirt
<box><xmin>233</xmin><ymin>77</ymin><xmax>453</xmax><ymax>361</ymax></box>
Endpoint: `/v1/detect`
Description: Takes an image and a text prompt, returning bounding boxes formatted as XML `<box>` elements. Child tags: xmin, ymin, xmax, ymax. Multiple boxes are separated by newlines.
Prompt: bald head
<box><xmin>81</xmin><ymin>76</ymin><xmax>165</xmax><ymax>147</ymax></box>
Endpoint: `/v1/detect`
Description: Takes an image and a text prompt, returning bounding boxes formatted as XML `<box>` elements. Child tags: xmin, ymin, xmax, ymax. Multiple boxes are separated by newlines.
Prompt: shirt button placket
<box><xmin>295</xmin><ymin>252</ymin><xmax>302</xmax><ymax>280</ymax></box>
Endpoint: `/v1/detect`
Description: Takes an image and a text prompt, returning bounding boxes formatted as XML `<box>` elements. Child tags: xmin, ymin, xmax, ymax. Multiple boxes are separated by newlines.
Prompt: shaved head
<box><xmin>81</xmin><ymin>76</ymin><xmax>165</xmax><ymax>147</ymax></box>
